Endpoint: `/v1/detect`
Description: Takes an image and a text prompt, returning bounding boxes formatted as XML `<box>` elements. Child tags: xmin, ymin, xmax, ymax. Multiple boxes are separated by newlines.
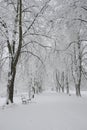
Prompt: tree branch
<box><xmin>22</xmin><ymin>40</ymin><xmax>52</xmax><ymax>49</ymax></box>
<box><xmin>21</xmin><ymin>50</ymin><xmax>44</xmax><ymax>65</ymax></box>
<box><xmin>23</xmin><ymin>0</ymin><xmax>51</xmax><ymax>36</ymax></box>
<box><xmin>56</xmin><ymin>41</ymin><xmax>77</xmax><ymax>52</ymax></box>
<box><xmin>81</xmin><ymin>6</ymin><xmax>87</xmax><ymax>11</ymax></box>
<box><xmin>74</xmin><ymin>18</ymin><xmax>87</xmax><ymax>23</ymax></box>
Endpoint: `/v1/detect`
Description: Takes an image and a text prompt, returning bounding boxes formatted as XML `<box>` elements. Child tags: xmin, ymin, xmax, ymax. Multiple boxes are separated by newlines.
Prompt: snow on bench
<box><xmin>21</xmin><ymin>96</ymin><xmax>31</xmax><ymax>104</ymax></box>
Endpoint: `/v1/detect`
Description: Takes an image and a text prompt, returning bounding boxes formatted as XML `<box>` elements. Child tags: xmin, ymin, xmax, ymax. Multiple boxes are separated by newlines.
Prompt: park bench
<box><xmin>21</xmin><ymin>96</ymin><xmax>31</xmax><ymax>104</ymax></box>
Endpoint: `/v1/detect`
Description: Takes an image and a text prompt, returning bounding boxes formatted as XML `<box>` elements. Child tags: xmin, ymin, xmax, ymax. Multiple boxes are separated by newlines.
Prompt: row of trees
<box><xmin>52</xmin><ymin>0</ymin><xmax>87</xmax><ymax>96</ymax></box>
<box><xmin>0</xmin><ymin>0</ymin><xmax>52</xmax><ymax>104</ymax></box>
<box><xmin>0</xmin><ymin>0</ymin><xmax>87</xmax><ymax>104</ymax></box>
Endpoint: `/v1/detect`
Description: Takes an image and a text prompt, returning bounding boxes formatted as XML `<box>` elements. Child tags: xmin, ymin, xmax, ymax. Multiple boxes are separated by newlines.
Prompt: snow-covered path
<box><xmin>0</xmin><ymin>91</ymin><xmax>87</xmax><ymax>130</ymax></box>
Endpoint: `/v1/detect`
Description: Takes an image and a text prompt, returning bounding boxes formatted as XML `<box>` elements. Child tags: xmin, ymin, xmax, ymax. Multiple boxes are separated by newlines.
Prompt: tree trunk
<box><xmin>61</xmin><ymin>72</ymin><xmax>64</xmax><ymax>93</ymax></box>
<box><xmin>6</xmin><ymin>0</ymin><xmax>22</xmax><ymax>104</ymax></box>
<box><xmin>75</xmin><ymin>40</ymin><xmax>82</xmax><ymax>97</ymax></box>
<box><xmin>6</xmin><ymin>64</ymin><xmax>16</xmax><ymax>104</ymax></box>
<box><xmin>66</xmin><ymin>76</ymin><xmax>69</xmax><ymax>94</ymax></box>
<box><xmin>71</xmin><ymin>40</ymin><xmax>82</xmax><ymax>97</ymax></box>
<box><xmin>55</xmin><ymin>70</ymin><xmax>61</xmax><ymax>93</ymax></box>
<box><xmin>75</xmin><ymin>84</ymin><xmax>81</xmax><ymax>96</ymax></box>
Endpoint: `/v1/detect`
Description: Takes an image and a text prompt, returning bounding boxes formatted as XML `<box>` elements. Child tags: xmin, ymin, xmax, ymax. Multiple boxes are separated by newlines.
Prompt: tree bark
<box><xmin>6</xmin><ymin>66</ymin><xmax>16</xmax><ymax>104</ymax></box>
<box><xmin>71</xmin><ymin>39</ymin><xmax>82</xmax><ymax>97</ymax></box>
<box><xmin>66</xmin><ymin>76</ymin><xmax>69</xmax><ymax>94</ymax></box>
<box><xmin>75</xmin><ymin>84</ymin><xmax>81</xmax><ymax>96</ymax></box>
<box><xmin>61</xmin><ymin>72</ymin><xmax>64</xmax><ymax>93</ymax></box>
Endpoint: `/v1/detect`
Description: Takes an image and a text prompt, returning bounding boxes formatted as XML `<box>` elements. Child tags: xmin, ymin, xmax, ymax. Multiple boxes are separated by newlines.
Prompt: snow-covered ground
<box><xmin>0</xmin><ymin>91</ymin><xmax>87</xmax><ymax>130</ymax></box>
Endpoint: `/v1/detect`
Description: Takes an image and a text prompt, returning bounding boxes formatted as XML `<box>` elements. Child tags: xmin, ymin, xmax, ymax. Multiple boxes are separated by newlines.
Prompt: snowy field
<box><xmin>0</xmin><ymin>91</ymin><xmax>87</xmax><ymax>130</ymax></box>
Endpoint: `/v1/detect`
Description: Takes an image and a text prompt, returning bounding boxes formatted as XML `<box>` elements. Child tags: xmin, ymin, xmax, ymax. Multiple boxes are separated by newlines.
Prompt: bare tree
<box><xmin>3</xmin><ymin>0</ymin><xmax>51</xmax><ymax>104</ymax></box>
<box><xmin>5</xmin><ymin>0</ymin><xmax>22</xmax><ymax>104</ymax></box>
